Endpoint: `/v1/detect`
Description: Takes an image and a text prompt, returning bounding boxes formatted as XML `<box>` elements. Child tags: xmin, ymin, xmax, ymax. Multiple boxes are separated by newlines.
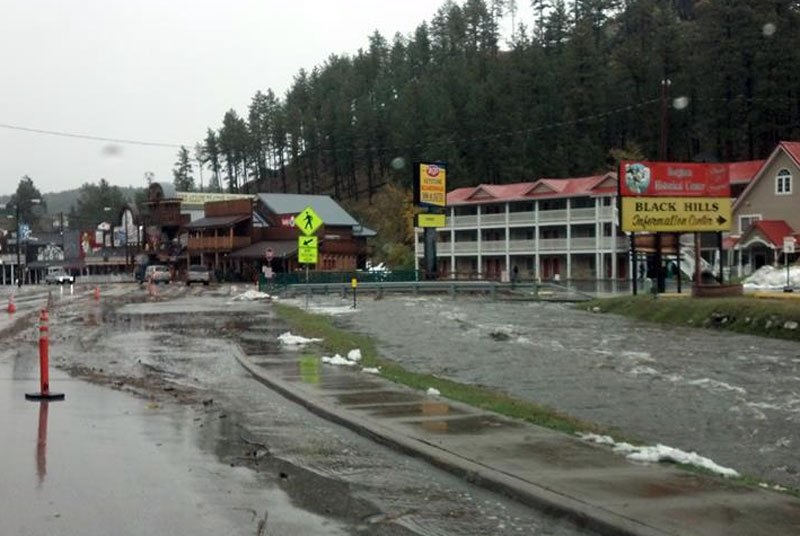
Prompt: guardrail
<box><xmin>270</xmin><ymin>280</ymin><xmax>595</xmax><ymax>302</ymax></box>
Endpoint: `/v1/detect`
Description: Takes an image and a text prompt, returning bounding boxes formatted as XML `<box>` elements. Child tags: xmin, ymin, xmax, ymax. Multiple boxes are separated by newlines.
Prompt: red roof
<box><xmin>447</xmin><ymin>174</ymin><xmax>616</xmax><ymax>205</ymax></box>
<box><xmin>780</xmin><ymin>141</ymin><xmax>800</xmax><ymax>166</ymax></box>
<box><xmin>728</xmin><ymin>160</ymin><xmax>765</xmax><ymax>184</ymax></box>
<box><xmin>749</xmin><ymin>220</ymin><xmax>795</xmax><ymax>247</ymax></box>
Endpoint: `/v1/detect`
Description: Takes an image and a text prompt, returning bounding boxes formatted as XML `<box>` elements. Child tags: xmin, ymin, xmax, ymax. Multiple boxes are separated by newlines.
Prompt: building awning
<box><xmin>230</xmin><ymin>240</ymin><xmax>297</xmax><ymax>259</ymax></box>
<box><xmin>185</xmin><ymin>214</ymin><xmax>250</xmax><ymax>230</ymax></box>
<box><xmin>737</xmin><ymin>220</ymin><xmax>795</xmax><ymax>250</ymax></box>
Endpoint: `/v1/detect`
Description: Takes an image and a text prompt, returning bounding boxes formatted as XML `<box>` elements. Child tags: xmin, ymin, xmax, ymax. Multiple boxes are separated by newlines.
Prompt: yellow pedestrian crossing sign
<box><xmin>295</xmin><ymin>206</ymin><xmax>323</xmax><ymax>236</ymax></box>
<box><xmin>297</xmin><ymin>235</ymin><xmax>318</xmax><ymax>264</ymax></box>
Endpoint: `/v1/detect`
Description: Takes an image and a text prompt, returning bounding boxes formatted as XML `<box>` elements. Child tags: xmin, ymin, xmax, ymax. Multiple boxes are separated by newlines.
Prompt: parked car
<box><xmin>186</xmin><ymin>265</ymin><xmax>210</xmax><ymax>286</ymax></box>
<box><xmin>144</xmin><ymin>264</ymin><xmax>171</xmax><ymax>284</ymax></box>
<box><xmin>44</xmin><ymin>266</ymin><xmax>74</xmax><ymax>285</ymax></box>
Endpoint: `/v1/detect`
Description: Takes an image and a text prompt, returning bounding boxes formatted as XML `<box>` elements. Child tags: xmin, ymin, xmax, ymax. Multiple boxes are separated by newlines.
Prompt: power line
<box><xmin>0</xmin><ymin>122</ymin><xmax>188</xmax><ymax>148</ymax></box>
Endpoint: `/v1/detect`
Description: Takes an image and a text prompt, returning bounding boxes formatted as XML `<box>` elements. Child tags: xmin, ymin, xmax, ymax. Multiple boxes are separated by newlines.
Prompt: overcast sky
<box><xmin>0</xmin><ymin>0</ymin><xmax>529</xmax><ymax>197</ymax></box>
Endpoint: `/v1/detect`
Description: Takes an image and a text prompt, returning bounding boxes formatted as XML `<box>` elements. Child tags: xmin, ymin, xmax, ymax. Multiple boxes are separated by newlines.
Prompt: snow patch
<box><xmin>231</xmin><ymin>290</ymin><xmax>272</xmax><ymax>301</ymax></box>
<box><xmin>321</xmin><ymin>354</ymin><xmax>357</xmax><ymax>366</ymax></box>
<box><xmin>347</xmin><ymin>349</ymin><xmax>362</xmax><ymax>362</ymax></box>
<box><xmin>426</xmin><ymin>387</ymin><xmax>441</xmax><ymax>396</ymax></box>
<box><xmin>362</xmin><ymin>367</ymin><xmax>381</xmax><ymax>374</ymax></box>
<box><xmin>743</xmin><ymin>265</ymin><xmax>800</xmax><ymax>290</ymax></box>
<box><xmin>577</xmin><ymin>433</ymin><xmax>740</xmax><ymax>478</ymax></box>
<box><xmin>278</xmin><ymin>332</ymin><xmax>322</xmax><ymax>346</ymax></box>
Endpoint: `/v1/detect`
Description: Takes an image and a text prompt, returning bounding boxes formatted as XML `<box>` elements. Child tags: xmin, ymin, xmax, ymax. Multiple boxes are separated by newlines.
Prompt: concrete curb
<box><xmin>232</xmin><ymin>346</ymin><xmax>670</xmax><ymax>536</ymax></box>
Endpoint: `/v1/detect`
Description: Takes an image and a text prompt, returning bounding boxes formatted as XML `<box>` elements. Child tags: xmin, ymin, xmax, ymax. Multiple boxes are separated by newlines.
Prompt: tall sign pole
<box><xmin>413</xmin><ymin>161</ymin><xmax>447</xmax><ymax>280</ymax></box>
<box><xmin>295</xmin><ymin>206</ymin><xmax>323</xmax><ymax>310</ymax></box>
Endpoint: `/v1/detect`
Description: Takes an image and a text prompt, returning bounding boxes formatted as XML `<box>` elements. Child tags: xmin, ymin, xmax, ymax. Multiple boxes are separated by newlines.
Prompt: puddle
<box><xmin>336</xmin><ymin>391</ymin><xmax>422</xmax><ymax>406</ymax></box>
<box><xmin>407</xmin><ymin>414</ymin><xmax>520</xmax><ymax>435</ymax></box>
<box><xmin>509</xmin><ymin>438</ymin><xmax>632</xmax><ymax>469</ymax></box>
<box><xmin>361</xmin><ymin>402</ymin><xmax>466</xmax><ymax>418</ymax></box>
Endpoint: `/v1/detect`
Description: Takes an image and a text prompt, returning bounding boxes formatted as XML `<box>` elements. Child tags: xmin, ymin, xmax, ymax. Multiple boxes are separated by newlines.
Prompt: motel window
<box><xmin>738</xmin><ymin>214</ymin><xmax>761</xmax><ymax>234</ymax></box>
<box><xmin>776</xmin><ymin>169</ymin><xmax>792</xmax><ymax>195</ymax></box>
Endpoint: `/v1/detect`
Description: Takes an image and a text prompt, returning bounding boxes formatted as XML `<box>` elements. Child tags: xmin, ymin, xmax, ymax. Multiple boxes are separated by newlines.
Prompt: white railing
<box><xmin>509</xmin><ymin>212</ymin><xmax>534</xmax><ymax>224</ymax></box>
<box><xmin>509</xmin><ymin>240</ymin><xmax>537</xmax><ymax>252</ymax></box>
<box><xmin>424</xmin><ymin>236</ymin><xmax>628</xmax><ymax>256</ymax></box>
<box><xmin>538</xmin><ymin>238</ymin><xmax>568</xmax><ymax>251</ymax></box>
<box><xmin>570</xmin><ymin>208</ymin><xmax>596</xmax><ymax>221</ymax></box>
<box><xmin>480</xmin><ymin>213</ymin><xmax>506</xmax><ymax>226</ymax></box>
<box><xmin>538</xmin><ymin>209</ymin><xmax>568</xmax><ymax>222</ymax></box>
<box><xmin>449</xmin><ymin>215</ymin><xmax>478</xmax><ymax>228</ymax></box>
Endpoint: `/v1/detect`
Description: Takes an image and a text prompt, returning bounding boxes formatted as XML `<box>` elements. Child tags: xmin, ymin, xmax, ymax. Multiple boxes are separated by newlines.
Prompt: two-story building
<box><xmin>730</xmin><ymin>141</ymin><xmax>800</xmax><ymax>274</ymax></box>
<box><xmin>421</xmin><ymin>173</ymin><xmax>626</xmax><ymax>282</ymax></box>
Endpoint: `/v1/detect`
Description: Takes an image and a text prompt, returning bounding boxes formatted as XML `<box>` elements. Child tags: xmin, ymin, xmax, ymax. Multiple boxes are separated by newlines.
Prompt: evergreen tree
<box><xmin>172</xmin><ymin>146</ymin><xmax>195</xmax><ymax>191</ymax></box>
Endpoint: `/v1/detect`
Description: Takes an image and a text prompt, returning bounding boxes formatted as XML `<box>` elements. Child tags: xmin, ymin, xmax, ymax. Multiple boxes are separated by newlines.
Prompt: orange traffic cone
<box><xmin>93</xmin><ymin>287</ymin><xmax>100</xmax><ymax>301</ymax></box>
<box><xmin>7</xmin><ymin>294</ymin><xmax>16</xmax><ymax>314</ymax></box>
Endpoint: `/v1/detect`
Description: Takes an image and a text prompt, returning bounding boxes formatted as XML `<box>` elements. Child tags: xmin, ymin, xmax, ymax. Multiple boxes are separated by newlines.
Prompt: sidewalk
<box><xmin>234</xmin><ymin>346</ymin><xmax>800</xmax><ymax>536</ymax></box>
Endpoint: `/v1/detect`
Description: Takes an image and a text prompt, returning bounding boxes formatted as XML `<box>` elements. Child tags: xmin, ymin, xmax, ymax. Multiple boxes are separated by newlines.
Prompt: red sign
<box><xmin>619</xmin><ymin>161</ymin><xmax>730</xmax><ymax>198</ymax></box>
<box><xmin>280</xmin><ymin>215</ymin><xmax>296</xmax><ymax>227</ymax></box>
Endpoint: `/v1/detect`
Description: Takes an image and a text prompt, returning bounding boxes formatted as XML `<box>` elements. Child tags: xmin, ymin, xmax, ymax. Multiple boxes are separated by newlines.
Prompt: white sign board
<box><xmin>784</xmin><ymin>236</ymin><xmax>796</xmax><ymax>254</ymax></box>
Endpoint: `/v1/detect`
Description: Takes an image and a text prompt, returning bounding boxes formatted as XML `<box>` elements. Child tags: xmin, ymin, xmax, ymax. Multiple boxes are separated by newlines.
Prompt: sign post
<box><xmin>784</xmin><ymin>236</ymin><xmax>795</xmax><ymax>293</ymax></box>
<box><xmin>413</xmin><ymin>161</ymin><xmax>447</xmax><ymax>280</ymax></box>
<box><xmin>351</xmin><ymin>277</ymin><xmax>358</xmax><ymax>309</ymax></box>
<box><xmin>295</xmin><ymin>206</ymin><xmax>323</xmax><ymax>310</ymax></box>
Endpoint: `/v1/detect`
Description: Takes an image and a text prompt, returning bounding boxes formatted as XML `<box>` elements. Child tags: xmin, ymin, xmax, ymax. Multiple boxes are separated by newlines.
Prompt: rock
<box><xmin>784</xmin><ymin>321</ymin><xmax>799</xmax><ymax>330</ymax></box>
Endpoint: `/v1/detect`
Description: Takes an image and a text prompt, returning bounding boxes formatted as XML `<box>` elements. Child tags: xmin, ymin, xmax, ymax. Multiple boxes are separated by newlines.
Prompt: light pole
<box><xmin>8</xmin><ymin>198</ymin><xmax>41</xmax><ymax>287</ymax></box>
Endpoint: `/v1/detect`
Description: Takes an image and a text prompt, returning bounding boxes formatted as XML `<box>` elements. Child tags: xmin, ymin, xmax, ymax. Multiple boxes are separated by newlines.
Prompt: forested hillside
<box><xmin>196</xmin><ymin>0</ymin><xmax>800</xmax><ymax>200</ymax></box>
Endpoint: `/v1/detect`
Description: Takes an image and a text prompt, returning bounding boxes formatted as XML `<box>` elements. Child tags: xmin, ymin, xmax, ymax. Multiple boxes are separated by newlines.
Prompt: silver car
<box><xmin>145</xmin><ymin>265</ymin><xmax>171</xmax><ymax>284</ymax></box>
<box><xmin>186</xmin><ymin>265</ymin><xmax>210</xmax><ymax>286</ymax></box>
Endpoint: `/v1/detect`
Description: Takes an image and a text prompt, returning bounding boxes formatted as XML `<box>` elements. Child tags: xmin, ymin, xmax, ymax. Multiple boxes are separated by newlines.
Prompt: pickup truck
<box><xmin>45</xmin><ymin>267</ymin><xmax>75</xmax><ymax>285</ymax></box>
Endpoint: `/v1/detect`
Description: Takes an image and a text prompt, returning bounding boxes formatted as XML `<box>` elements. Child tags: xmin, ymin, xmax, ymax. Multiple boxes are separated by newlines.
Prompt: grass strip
<box><xmin>274</xmin><ymin>302</ymin><xmax>610</xmax><ymax>437</ymax></box>
<box><xmin>580</xmin><ymin>295</ymin><xmax>800</xmax><ymax>342</ymax></box>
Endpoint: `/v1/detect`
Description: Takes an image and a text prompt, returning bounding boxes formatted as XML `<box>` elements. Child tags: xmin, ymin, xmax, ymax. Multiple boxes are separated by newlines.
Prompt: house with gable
<box><xmin>730</xmin><ymin>141</ymin><xmax>800</xmax><ymax>275</ymax></box>
<box><xmin>425</xmin><ymin>172</ymin><xmax>625</xmax><ymax>282</ymax></box>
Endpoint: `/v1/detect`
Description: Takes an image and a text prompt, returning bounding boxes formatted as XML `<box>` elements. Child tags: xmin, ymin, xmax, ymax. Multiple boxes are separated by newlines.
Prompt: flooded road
<box><xmin>1</xmin><ymin>285</ymin><xmax>594</xmax><ymax>536</ymax></box>
<box><xmin>313</xmin><ymin>294</ymin><xmax>800</xmax><ymax>490</ymax></box>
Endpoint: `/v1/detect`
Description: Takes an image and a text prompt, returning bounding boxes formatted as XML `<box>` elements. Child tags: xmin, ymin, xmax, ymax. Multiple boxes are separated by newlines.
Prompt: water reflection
<box><xmin>35</xmin><ymin>401</ymin><xmax>49</xmax><ymax>487</ymax></box>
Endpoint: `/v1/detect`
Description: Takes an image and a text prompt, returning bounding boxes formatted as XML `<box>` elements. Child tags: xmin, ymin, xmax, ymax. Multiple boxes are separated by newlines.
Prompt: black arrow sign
<box><xmin>716</xmin><ymin>215</ymin><xmax>727</xmax><ymax>225</ymax></box>
<box><xmin>302</xmin><ymin>238</ymin><xmax>315</xmax><ymax>246</ymax></box>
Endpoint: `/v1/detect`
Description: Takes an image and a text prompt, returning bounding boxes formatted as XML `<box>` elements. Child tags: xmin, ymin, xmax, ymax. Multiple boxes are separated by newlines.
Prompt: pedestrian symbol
<box><xmin>295</xmin><ymin>206</ymin><xmax>323</xmax><ymax>236</ymax></box>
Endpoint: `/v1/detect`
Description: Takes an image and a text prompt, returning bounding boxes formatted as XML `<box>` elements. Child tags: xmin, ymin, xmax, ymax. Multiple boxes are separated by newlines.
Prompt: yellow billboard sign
<box><xmin>419</xmin><ymin>163</ymin><xmax>446</xmax><ymax>207</ymax></box>
<box><xmin>621</xmin><ymin>197</ymin><xmax>732</xmax><ymax>232</ymax></box>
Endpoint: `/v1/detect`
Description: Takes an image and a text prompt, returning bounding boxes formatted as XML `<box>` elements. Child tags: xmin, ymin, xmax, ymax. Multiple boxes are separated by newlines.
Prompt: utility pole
<box><xmin>655</xmin><ymin>78</ymin><xmax>672</xmax><ymax>294</ymax></box>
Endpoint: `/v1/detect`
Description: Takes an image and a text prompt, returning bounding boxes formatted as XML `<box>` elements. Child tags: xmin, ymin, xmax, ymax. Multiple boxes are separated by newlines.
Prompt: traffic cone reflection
<box><xmin>93</xmin><ymin>287</ymin><xmax>100</xmax><ymax>301</ymax></box>
<box><xmin>7</xmin><ymin>293</ymin><xmax>16</xmax><ymax>314</ymax></box>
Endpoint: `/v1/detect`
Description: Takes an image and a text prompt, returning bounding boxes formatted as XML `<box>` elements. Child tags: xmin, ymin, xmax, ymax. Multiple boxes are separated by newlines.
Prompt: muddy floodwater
<box><xmin>0</xmin><ymin>285</ymin><xmax>594</xmax><ymax>536</ymax></box>
<box><xmin>308</xmin><ymin>294</ymin><xmax>800</xmax><ymax>490</ymax></box>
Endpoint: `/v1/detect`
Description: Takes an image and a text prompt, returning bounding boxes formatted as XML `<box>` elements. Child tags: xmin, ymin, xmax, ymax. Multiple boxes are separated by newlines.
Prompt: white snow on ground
<box><xmin>743</xmin><ymin>264</ymin><xmax>800</xmax><ymax>290</ymax></box>
<box><xmin>362</xmin><ymin>367</ymin><xmax>380</xmax><ymax>374</ymax></box>
<box><xmin>577</xmin><ymin>433</ymin><xmax>740</xmax><ymax>478</ymax></box>
<box><xmin>278</xmin><ymin>332</ymin><xmax>322</xmax><ymax>346</ymax></box>
<box><xmin>321</xmin><ymin>348</ymin><xmax>364</xmax><ymax>369</ymax></box>
<box><xmin>426</xmin><ymin>387</ymin><xmax>441</xmax><ymax>396</ymax></box>
<box><xmin>231</xmin><ymin>290</ymin><xmax>273</xmax><ymax>301</ymax></box>
<box><xmin>321</xmin><ymin>354</ymin><xmax>357</xmax><ymax>366</ymax></box>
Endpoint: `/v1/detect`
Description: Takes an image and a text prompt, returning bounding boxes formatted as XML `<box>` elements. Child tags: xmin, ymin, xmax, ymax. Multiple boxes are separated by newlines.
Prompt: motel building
<box><xmin>416</xmin><ymin>173</ymin><xmax>629</xmax><ymax>283</ymax></box>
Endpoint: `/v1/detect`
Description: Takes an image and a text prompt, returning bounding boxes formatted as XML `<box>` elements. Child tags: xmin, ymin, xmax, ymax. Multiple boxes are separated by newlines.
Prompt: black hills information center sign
<box><xmin>619</xmin><ymin>161</ymin><xmax>733</xmax><ymax>293</ymax></box>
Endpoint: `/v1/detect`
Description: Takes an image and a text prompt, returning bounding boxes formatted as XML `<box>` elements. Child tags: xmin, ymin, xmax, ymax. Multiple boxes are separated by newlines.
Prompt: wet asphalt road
<box><xmin>1</xmin><ymin>284</ymin><xmax>594</xmax><ymax>536</ymax></box>
<box><xmin>312</xmin><ymin>294</ymin><xmax>800</xmax><ymax>490</ymax></box>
